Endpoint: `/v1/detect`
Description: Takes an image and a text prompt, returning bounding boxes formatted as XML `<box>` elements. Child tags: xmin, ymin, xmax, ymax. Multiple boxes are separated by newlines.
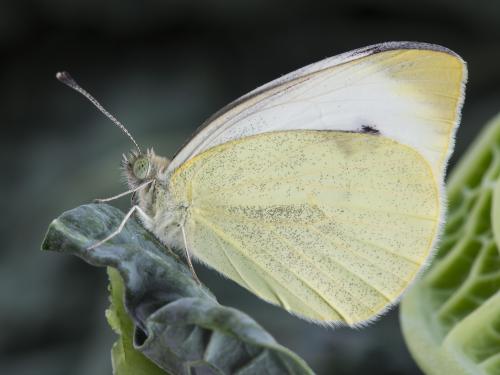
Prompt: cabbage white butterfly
<box><xmin>58</xmin><ymin>41</ymin><xmax>467</xmax><ymax>326</ymax></box>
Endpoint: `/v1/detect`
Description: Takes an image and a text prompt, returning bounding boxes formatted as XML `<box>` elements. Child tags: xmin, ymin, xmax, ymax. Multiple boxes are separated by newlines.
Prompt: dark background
<box><xmin>2</xmin><ymin>1</ymin><xmax>500</xmax><ymax>374</ymax></box>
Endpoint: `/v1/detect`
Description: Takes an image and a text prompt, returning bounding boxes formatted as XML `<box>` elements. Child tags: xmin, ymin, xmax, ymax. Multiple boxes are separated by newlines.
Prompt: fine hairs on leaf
<box><xmin>41</xmin><ymin>203</ymin><xmax>314</xmax><ymax>375</ymax></box>
<box><xmin>400</xmin><ymin>112</ymin><xmax>500</xmax><ymax>375</ymax></box>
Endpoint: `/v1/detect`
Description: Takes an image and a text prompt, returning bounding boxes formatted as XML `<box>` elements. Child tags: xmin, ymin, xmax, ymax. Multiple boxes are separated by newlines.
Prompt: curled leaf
<box><xmin>42</xmin><ymin>203</ymin><xmax>314</xmax><ymax>375</ymax></box>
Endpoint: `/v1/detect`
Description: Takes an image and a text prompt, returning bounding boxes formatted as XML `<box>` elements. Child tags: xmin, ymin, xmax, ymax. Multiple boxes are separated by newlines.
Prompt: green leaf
<box><xmin>42</xmin><ymin>203</ymin><xmax>315</xmax><ymax>375</ymax></box>
<box><xmin>106</xmin><ymin>267</ymin><xmax>168</xmax><ymax>374</ymax></box>
<box><xmin>400</xmin><ymin>113</ymin><xmax>500</xmax><ymax>375</ymax></box>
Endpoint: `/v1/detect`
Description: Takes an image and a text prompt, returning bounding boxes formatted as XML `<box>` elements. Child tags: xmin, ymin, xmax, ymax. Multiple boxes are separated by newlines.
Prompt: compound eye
<box><xmin>133</xmin><ymin>157</ymin><xmax>150</xmax><ymax>180</ymax></box>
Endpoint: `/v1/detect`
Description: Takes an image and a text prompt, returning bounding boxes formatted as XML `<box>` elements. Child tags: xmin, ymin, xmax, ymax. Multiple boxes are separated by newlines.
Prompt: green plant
<box><xmin>401</xmin><ymin>113</ymin><xmax>500</xmax><ymax>374</ymax></box>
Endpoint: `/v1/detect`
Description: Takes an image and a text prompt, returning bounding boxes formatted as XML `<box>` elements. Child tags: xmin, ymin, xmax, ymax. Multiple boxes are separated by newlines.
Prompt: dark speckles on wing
<box><xmin>359</xmin><ymin>125</ymin><xmax>380</xmax><ymax>135</ymax></box>
<box><xmin>217</xmin><ymin>204</ymin><xmax>326</xmax><ymax>224</ymax></box>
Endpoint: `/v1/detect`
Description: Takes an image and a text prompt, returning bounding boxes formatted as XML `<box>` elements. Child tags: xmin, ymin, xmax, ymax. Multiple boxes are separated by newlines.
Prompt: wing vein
<box><xmin>307</xmin><ymin>224</ymin><xmax>410</xmax><ymax>285</ymax></box>
<box><xmin>211</xmin><ymin>232</ymin><xmax>253</xmax><ymax>290</ymax></box>
<box><xmin>209</xmin><ymin>225</ymin><xmax>289</xmax><ymax>310</ymax></box>
<box><xmin>330</xmin><ymin>228</ymin><xmax>422</xmax><ymax>265</ymax></box>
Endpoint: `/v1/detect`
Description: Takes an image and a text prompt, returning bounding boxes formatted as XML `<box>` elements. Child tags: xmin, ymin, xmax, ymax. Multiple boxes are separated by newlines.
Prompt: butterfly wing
<box><xmin>167</xmin><ymin>42</ymin><xmax>466</xmax><ymax>180</ymax></box>
<box><xmin>165</xmin><ymin>42</ymin><xmax>466</xmax><ymax>325</ymax></box>
<box><xmin>169</xmin><ymin>131</ymin><xmax>439</xmax><ymax>325</ymax></box>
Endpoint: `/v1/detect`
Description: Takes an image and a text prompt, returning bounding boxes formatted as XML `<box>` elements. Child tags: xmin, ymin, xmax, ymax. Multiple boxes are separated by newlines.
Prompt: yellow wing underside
<box><xmin>169</xmin><ymin>131</ymin><xmax>440</xmax><ymax>325</ymax></box>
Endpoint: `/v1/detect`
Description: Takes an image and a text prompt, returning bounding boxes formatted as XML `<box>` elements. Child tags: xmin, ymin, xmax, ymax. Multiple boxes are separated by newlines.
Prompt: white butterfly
<box><xmin>59</xmin><ymin>41</ymin><xmax>466</xmax><ymax>326</ymax></box>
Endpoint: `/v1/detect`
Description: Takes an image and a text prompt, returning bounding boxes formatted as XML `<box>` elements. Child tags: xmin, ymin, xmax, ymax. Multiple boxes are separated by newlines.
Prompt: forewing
<box><xmin>168</xmin><ymin>42</ymin><xmax>466</xmax><ymax>179</ymax></box>
<box><xmin>169</xmin><ymin>131</ymin><xmax>440</xmax><ymax>325</ymax></box>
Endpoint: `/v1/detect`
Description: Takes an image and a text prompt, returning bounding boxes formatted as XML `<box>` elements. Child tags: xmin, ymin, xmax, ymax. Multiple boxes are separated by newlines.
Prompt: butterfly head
<box><xmin>122</xmin><ymin>148</ymin><xmax>172</xmax><ymax>219</ymax></box>
<box><xmin>122</xmin><ymin>148</ymin><xmax>170</xmax><ymax>189</ymax></box>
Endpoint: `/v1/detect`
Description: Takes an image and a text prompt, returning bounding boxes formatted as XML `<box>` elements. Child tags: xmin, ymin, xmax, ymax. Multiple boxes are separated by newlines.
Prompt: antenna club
<box><xmin>55</xmin><ymin>71</ymin><xmax>67</xmax><ymax>80</ymax></box>
<box><xmin>56</xmin><ymin>71</ymin><xmax>77</xmax><ymax>87</ymax></box>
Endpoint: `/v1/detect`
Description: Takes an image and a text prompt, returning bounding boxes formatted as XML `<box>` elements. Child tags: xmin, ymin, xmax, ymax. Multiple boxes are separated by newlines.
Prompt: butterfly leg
<box><xmin>94</xmin><ymin>180</ymin><xmax>153</xmax><ymax>203</ymax></box>
<box><xmin>87</xmin><ymin>205</ymin><xmax>151</xmax><ymax>250</ymax></box>
<box><xmin>180</xmin><ymin>223</ymin><xmax>201</xmax><ymax>285</ymax></box>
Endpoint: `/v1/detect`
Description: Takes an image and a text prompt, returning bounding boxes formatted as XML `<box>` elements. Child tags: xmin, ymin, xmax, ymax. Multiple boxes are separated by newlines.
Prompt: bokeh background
<box><xmin>2</xmin><ymin>1</ymin><xmax>500</xmax><ymax>374</ymax></box>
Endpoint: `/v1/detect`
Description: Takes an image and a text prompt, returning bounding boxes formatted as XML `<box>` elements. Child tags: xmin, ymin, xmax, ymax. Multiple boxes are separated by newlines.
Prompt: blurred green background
<box><xmin>2</xmin><ymin>1</ymin><xmax>500</xmax><ymax>374</ymax></box>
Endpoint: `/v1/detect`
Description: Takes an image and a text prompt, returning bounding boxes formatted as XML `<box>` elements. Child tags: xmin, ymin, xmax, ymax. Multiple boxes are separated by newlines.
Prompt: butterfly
<box><xmin>57</xmin><ymin>41</ymin><xmax>467</xmax><ymax>327</ymax></box>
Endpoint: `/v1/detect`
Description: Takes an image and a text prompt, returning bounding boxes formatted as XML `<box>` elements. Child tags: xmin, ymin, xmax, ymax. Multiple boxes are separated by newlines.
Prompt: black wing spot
<box><xmin>360</xmin><ymin>125</ymin><xmax>380</xmax><ymax>135</ymax></box>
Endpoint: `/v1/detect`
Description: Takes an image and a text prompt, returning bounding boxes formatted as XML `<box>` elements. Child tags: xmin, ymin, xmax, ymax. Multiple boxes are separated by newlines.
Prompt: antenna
<box><xmin>56</xmin><ymin>71</ymin><xmax>141</xmax><ymax>153</ymax></box>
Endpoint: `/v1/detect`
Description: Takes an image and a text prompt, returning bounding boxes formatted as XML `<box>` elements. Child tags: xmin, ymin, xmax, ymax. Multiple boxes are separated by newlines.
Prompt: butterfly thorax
<box><xmin>122</xmin><ymin>148</ymin><xmax>186</xmax><ymax>250</ymax></box>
